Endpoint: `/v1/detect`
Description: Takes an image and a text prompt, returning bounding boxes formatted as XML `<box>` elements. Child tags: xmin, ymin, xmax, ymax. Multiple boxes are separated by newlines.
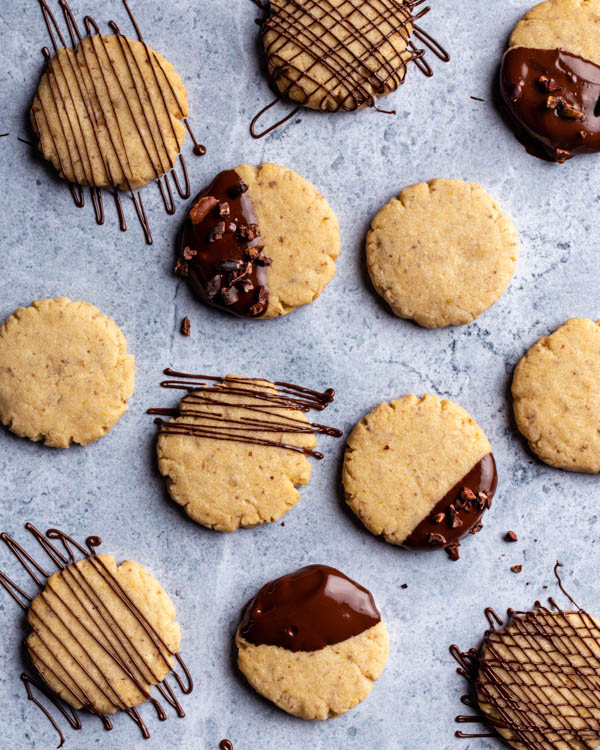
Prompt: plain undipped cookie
<box><xmin>32</xmin><ymin>35</ymin><xmax>188</xmax><ymax>190</ymax></box>
<box><xmin>27</xmin><ymin>554</ymin><xmax>181</xmax><ymax>714</ymax></box>
<box><xmin>512</xmin><ymin>318</ymin><xmax>600</xmax><ymax>473</ymax></box>
<box><xmin>343</xmin><ymin>394</ymin><xmax>495</xmax><ymax>553</ymax></box>
<box><xmin>236</xmin><ymin>565</ymin><xmax>389</xmax><ymax>720</ymax></box>
<box><xmin>262</xmin><ymin>0</ymin><xmax>413</xmax><ymax>111</ymax></box>
<box><xmin>156</xmin><ymin>376</ymin><xmax>317</xmax><ymax>531</ymax></box>
<box><xmin>0</xmin><ymin>297</ymin><xmax>135</xmax><ymax>448</ymax></box>
<box><xmin>179</xmin><ymin>162</ymin><xmax>340</xmax><ymax>319</ymax></box>
<box><xmin>366</xmin><ymin>179</ymin><xmax>519</xmax><ymax>328</ymax></box>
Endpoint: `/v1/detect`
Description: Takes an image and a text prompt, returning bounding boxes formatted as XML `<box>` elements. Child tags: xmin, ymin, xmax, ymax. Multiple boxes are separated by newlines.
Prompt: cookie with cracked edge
<box><xmin>366</xmin><ymin>179</ymin><xmax>519</xmax><ymax>328</ymax></box>
<box><xmin>512</xmin><ymin>317</ymin><xmax>600</xmax><ymax>473</ymax></box>
<box><xmin>343</xmin><ymin>394</ymin><xmax>497</xmax><ymax>558</ymax></box>
<box><xmin>236</xmin><ymin>564</ymin><xmax>389</xmax><ymax>720</ymax></box>
<box><xmin>0</xmin><ymin>297</ymin><xmax>135</xmax><ymax>447</ymax></box>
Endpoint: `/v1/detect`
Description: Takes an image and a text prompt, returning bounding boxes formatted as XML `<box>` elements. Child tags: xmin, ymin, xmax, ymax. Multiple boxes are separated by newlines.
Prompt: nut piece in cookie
<box><xmin>512</xmin><ymin>317</ymin><xmax>600</xmax><ymax>473</ymax></box>
<box><xmin>178</xmin><ymin>162</ymin><xmax>340</xmax><ymax>319</ymax></box>
<box><xmin>500</xmin><ymin>0</ymin><xmax>600</xmax><ymax>162</ymax></box>
<box><xmin>236</xmin><ymin>564</ymin><xmax>389</xmax><ymax>719</ymax></box>
<box><xmin>0</xmin><ymin>297</ymin><xmax>135</xmax><ymax>447</ymax></box>
<box><xmin>366</xmin><ymin>179</ymin><xmax>519</xmax><ymax>328</ymax></box>
<box><xmin>343</xmin><ymin>394</ymin><xmax>497</xmax><ymax>559</ymax></box>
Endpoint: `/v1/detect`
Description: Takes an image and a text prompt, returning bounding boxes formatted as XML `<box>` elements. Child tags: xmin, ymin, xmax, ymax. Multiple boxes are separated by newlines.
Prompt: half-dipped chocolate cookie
<box><xmin>236</xmin><ymin>565</ymin><xmax>389</xmax><ymax>720</ymax></box>
<box><xmin>343</xmin><ymin>394</ymin><xmax>497</xmax><ymax>560</ymax></box>
<box><xmin>177</xmin><ymin>162</ymin><xmax>340</xmax><ymax>319</ymax></box>
<box><xmin>500</xmin><ymin>0</ymin><xmax>600</xmax><ymax>163</ymax></box>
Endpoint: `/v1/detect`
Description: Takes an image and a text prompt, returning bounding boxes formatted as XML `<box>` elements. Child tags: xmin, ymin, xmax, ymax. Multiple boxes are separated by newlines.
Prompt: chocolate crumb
<box><xmin>446</xmin><ymin>543</ymin><xmax>460</xmax><ymax>561</ymax></box>
<box><xmin>504</xmin><ymin>530</ymin><xmax>518</xmax><ymax>543</ymax></box>
<box><xmin>469</xmin><ymin>521</ymin><xmax>483</xmax><ymax>535</ymax></box>
<box><xmin>511</xmin><ymin>565</ymin><xmax>522</xmax><ymax>573</ymax></box>
<box><xmin>221</xmin><ymin>286</ymin><xmax>239</xmax><ymax>306</ymax></box>
<box><xmin>174</xmin><ymin>258</ymin><xmax>189</xmax><ymax>277</ymax></box>
<box><xmin>281</xmin><ymin>522</ymin><xmax>285</xmax><ymax>527</ymax></box>
<box><xmin>206</xmin><ymin>275</ymin><xmax>221</xmax><ymax>299</ymax></box>
<box><xmin>255</xmin><ymin>254</ymin><xmax>273</xmax><ymax>267</ymax></box>
<box><xmin>401</xmin><ymin>583</ymin><xmax>408</xmax><ymax>589</ymax></box>
<box><xmin>208</xmin><ymin>221</ymin><xmax>226</xmax><ymax>243</ymax></box>
<box><xmin>180</xmin><ymin>317</ymin><xmax>191</xmax><ymax>336</ymax></box>
<box><xmin>432</xmin><ymin>512</ymin><xmax>445</xmax><ymax>524</ymax></box>
<box><xmin>183</xmin><ymin>245</ymin><xmax>197</xmax><ymax>260</ymax></box>
<box><xmin>217</xmin><ymin>201</ymin><xmax>230</xmax><ymax>218</ymax></box>
<box><xmin>426</xmin><ymin>532</ymin><xmax>447</xmax><ymax>546</ymax></box>
<box><xmin>228</xmin><ymin>181</ymin><xmax>249</xmax><ymax>199</ymax></box>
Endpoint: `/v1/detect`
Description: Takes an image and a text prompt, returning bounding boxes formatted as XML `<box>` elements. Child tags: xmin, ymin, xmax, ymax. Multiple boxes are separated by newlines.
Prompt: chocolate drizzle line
<box><xmin>179</xmin><ymin>170</ymin><xmax>270</xmax><ymax>318</ymax></box>
<box><xmin>239</xmin><ymin>564</ymin><xmax>381</xmax><ymax>652</ymax></box>
<box><xmin>33</xmin><ymin>0</ymin><xmax>205</xmax><ymax>244</ymax></box>
<box><xmin>450</xmin><ymin>563</ymin><xmax>600</xmax><ymax>748</ymax></box>
<box><xmin>148</xmin><ymin>369</ymin><xmax>342</xmax><ymax>460</ymax></box>
<box><xmin>250</xmin><ymin>0</ymin><xmax>449</xmax><ymax>138</ymax></box>
<box><xmin>0</xmin><ymin>524</ymin><xmax>192</xmax><ymax>747</ymax></box>
<box><xmin>403</xmin><ymin>453</ymin><xmax>497</xmax><ymax>558</ymax></box>
<box><xmin>500</xmin><ymin>47</ymin><xmax>600</xmax><ymax>163</ymax></box>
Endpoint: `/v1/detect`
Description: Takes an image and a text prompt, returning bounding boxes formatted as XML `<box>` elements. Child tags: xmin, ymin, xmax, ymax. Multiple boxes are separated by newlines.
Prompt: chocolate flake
<box><xmin>426</xmin><ymin>532</ymin><xmax>447</xmax><ymax>546</ymax></box>
<box><xmin>446</xmin><ymin>543</ymin><xmax>460</xmax><ymax>561</ymax></box>
<box><xmin>174</xmin><ymin>258</ymin><xmax>189</xmax><ymax>277</ymax></box>
<box><xmin>504</xmin><ymin>530</ymin><xmax>518</xmax><ymax>543</ymax></box>
<box><xmin>183</xmin><ymin>245</ymin><xmax>197</xmax><ymax>260</ymax></box>
<box><xmin>511</xmin><ymin>564</ymin><xmax>522</xmax><ymax>573</ymax></box>
<box><xmin>217</xmin><ymin>201</ymin><xmax>230</xmax><ymax>218</ymax></box>
<box><xmin>221</xmin><ymin>286</ymin><xmax>239</xmax><ymax>306</ymax></box>
<box><xmin>180</xmin><ymin>316</ymin><xmax>191</xmax><ymax>336</ymax></box>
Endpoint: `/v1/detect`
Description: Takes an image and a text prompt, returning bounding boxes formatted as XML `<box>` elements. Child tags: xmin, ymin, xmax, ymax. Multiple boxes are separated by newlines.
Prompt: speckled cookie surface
<box><xmin>509</xmin><ymin>0</ymin><xmax>600</xmax><ymax>65</ymax></box>
<box><xmin>512</xmin><ymin>318</ymin><xmax>600</xmax><ymax>473</ymax></box>
<box><xmin>156</xmin><ymin>376</ymin><xmax>316</xmax><ymax>531</ymax></box>
<box><xmin>366</xmin><ymin>179</ymin><xmax>519</xmax><ymax>328</ymax></box>
<box><xmin>235</xmin><ymin>163</ymin><xmax>340</xmax><ymax>318</ymax></box>
<box><xmin>477</xmin><ymin>609</ymin><xmax>600</xmax><ymax>750</ymax></box>
<box><xmin>343</xmin><ymin>394</ymin><xmax>492</xmax><ymax>546</ymax></box>
<box><xmin>262</xmin><ymin>0</ymin><xmax>413</xmax><ymax>111</ymax></box>
<box><xmin>32</xmin><ymin>35</ymin><xmax>187</xmax><ymax>191</ymax></box>
<box><xmin>27</xmin><ymin>554</ymin><xmax>181</xmax><ymax>715</ymax></box>
<box><xmin>236</xmin><ymin>623</ymin><xmax>389</xmax><ymax>720</ymax></box>
<box><xmin>0</xmin><ymin>297</ymin><xmax>135</xmax><ymax>448</ymax></box>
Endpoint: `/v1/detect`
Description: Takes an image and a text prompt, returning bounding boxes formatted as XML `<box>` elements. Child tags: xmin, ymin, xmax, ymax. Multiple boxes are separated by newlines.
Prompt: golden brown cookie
<box><xmin>0</xmin><ymin>297</ymin><xmax>135</xmax><ymax>448</ymax></box>
<box><xmin>512</xmin><ymin>318</ymin><xmax>600</xmax><ymax>473</ymax></box>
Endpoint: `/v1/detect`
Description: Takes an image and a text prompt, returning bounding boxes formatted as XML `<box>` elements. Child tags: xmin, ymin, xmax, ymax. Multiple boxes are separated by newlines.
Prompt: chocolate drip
<box><xmin>250</xmin><ymin>0</ymin><xmax>449</xmax><ymax>137</ymax></box>
<box><xmin>33</xmin><ymin>0</ymin><xmax>205</xmax><ymax>244</ymax></box>
<box><xmin>450</xmin><ymin>564</ymin><xmax>600</xmax><ymax>748</ymax></box>
<box><xmin>403</xmin><ymin>453</ymin><xmax>497</xmax><ymax>553</ymax></box>
<box><xmin>179</xmin><ymin>170</ymin><xmax>270</xmax><ymax>318</ymax></box>
<box><xmin>500</xmin><ymin>47</ymin><xmax>600</xmax><ymax>163</ymax></box>
<box><xmin>148</xmin><ymin>370</ymin><xmax>342</xmax><ymax>460</ymax></box>
<box><xmin>0</xmin><ymin>524</ymin><xmax>192</xmax><ymax>745</ymax></box>
<box><xmin>239</xmin><ymin>565</ymin><xmax>381</xmax><ymax>652</ymax></box>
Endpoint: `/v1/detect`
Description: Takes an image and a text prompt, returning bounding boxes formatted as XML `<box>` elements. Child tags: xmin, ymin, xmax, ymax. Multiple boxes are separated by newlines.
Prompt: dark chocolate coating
<box><xmin>403</xmin><ymin>453</ymin><xmax>497</xmax><ymax>550</ymax></box>
<box><xmin>239</xmin><ymin>565</ymin><xmax>381</xmax><ymax>652</ymax></box>
<box><xmin>179</xmin><ymin>170</ymin><xmax>269</xmax><ymax>318</ymax></box>
<box><xmin>500</xmin><ymin>47</ymin><xmax>600</xmax><ymax>162</ymax></box>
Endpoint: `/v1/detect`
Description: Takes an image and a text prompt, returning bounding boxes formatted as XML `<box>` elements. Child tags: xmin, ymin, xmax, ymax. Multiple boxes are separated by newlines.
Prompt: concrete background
<box><xmin>0</xmin><ymin>0</ymin><xmax>599</xmax><ymax>748</ymax></box>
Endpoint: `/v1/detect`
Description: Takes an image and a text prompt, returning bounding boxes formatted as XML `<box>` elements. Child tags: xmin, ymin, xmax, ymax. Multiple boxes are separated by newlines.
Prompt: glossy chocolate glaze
<box><xmin>450</xmin><ymin>565</ymin><xmax>600</xmax><ymax>747</ymax></box>
<box><xmin>500</xmin><ymin>47</ymin><xmax>600</xmax><ymax>163</ymax></box>
<box><xmin>239</xmin><ymin>564</ymin><xmax>380</xmax><ymax>652</ymax></box>
<box><xmin>403</xmin><ymin>453</ymin><xmax>497</xmax><ymax>551</ymax></box>
<box><xmin>0</xmin><ymin>524</ymin><xmax>192</xmax><ymax>745</ymax></box>
<box><xmin>179</xmin><ymin>170</ymin><xmax>269</xmax><ymax>317</ymax></box>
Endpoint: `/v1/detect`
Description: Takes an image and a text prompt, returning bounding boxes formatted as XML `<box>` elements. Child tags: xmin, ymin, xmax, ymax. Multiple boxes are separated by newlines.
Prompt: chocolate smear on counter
<box><xmin>500</xmin><ymin>47</ymin><xmax>600</xmax><ymax>162</ymax></box>
<box><xmin>148</xmin><ymin>370</ymin><xmax>342</xmax><ymax>459</ymax></box>
<box><xmin>450</xmin><ymin>563</ymin><xmax>600</xmax><ymax>747</ymax></box>
<box><xmin>179</xmin><ymin>170</ymin><xmax>270</xmax><ymax>318</ymax></box>
<box><xmin>403</xmin><ymin>453</ymin><xmax>497</xmax><ymax>559</ymax></box>
<box><xmin>249</xmin><ymin>0</ymin><xmax>449</xmax><ymax>138</ymax></box>
<box><xmin>239</xmin><ymin>565</ymin><xmax>380</xmax><ymax>652</ymax></box>
<box><xmin>32</xmin><ymin>0</ymin><xmax>205</xmax><ymax>244</ymax></box>
<box><xmin>0</xmin><ymin>523</ymin><xmax>192</xmax><ymax>746</ymax></box>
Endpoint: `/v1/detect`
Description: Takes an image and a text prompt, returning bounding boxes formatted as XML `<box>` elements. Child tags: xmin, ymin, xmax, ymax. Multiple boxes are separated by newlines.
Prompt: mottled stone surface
<box><xmin>0</xmin><ymin>1</ymin><xmax>599</xmax><ymax>748</ymax></box>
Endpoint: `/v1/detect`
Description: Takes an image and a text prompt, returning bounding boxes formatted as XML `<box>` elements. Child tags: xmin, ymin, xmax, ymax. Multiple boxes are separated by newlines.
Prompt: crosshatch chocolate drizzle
<box><xmin>249</xmin><ymin>0</ymin><xmax>450</xmax><ymax>138</ymax></box>
<box><xmin>239</xmin><ymin>564</ymin><xmax>381</xmax><ymax>652</ymax></box>
<box><xmin>0</xmin><ymin>524</ymin><xmax>192</xmax><ymax>747</ymax></box>
<box><xmin>32</xmin><ymin>0</ymin><xmax>205</xmax><ymax>244</ymax></box>
<box><xmin>178</xmin><ymin>170</ymin><xmax>270</xmax><ymax>318</ymax></box>
<box><xmin>149</xmin><ymin>370</ymin><xmax>342</xmax><ymax>459</ymax></box>
<box><xmin>450</xmin><ymin>563</ymin><xmax>600</xmax><ymax>748</ymax></box>
<box><xmin>403</xmin><ymin>453</ymin><xmax>497</xmax><ymax>560</ymax></box>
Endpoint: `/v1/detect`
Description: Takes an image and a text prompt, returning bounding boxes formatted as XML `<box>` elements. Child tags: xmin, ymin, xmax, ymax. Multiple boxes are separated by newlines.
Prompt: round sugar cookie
<box><xmin>156</xmin><ymin>376</ymin><xmax>319</xmax><ymax>531</ymax></box>
<box><xmin>178</xmin><ymin>162</ymin><xmax>340</xmax><ymax>319</ymax></box>
<box><xmin>32</xmin><ymin>35</ymin><xmax>188</xmax><ymax>190</ymax></box>
<box><xmin>476</xmin><ymin>608</ymin><xmax>600</xmax><ymax>750</ymax></box>
<box><xmin>236</xmin><ymin>564</ymin><xmax>389</xmax><ymax>720</ymax></box>
<box><xmin>0</xmin><ymin>297</ymin><xmax>135</xmax><ymax>448</ymax></box>
<box><xmin>343</xmin><ymin>394</ymin><xmax>497</xmax><ymax>559</ymax></box>
<box><xmin>27</xmin><ymin>553</ymin><xmax>181</xmax><ymax>715</ymax></box>
<box><xmin>500</xmin><ymin>0</ymin><xmax>600</xmax><ymax>162</ymax></box>
<box><xmin>261</xmin><ymin>0</ymin><xmax>413</xmax><ymax>112</ymax></box>
<box><xmin>512</xmin><ymin>318</ymin><xmax>600</xmax><ymax>473</ymax></box>
<box><xmin>366</xmin><ymin>179</ymin><xmax>519</xmax><ymax>328</ymax></box>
